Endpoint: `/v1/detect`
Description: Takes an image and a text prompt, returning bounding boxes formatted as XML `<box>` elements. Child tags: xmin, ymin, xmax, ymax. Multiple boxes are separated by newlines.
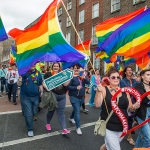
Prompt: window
<box><xmin>58</xmin><ymin>7</ymin><xmax>62</xmax><ymax>16</ymax></box>
<box><xmin>66</xmin><ymin>16</ymin><xmax>71</xmax><ymax>27</ymax></box>
<box><xmin>67</xmin><ymin>1</ymin><xmax>72</xmax><ymax>10</ymax></box>
<box><xmin>59</xmin><ymin>20</ymin><xmax>62</xmax><ymax>28</ymax></box>
<box><xmin>66</xmin><ymin>32</ymin><xmax>71</xmax><ymax>44</ymax></box>
<box><xmin>92</xmin><ymin>25</ymin><xmax>98</xmax><ymax>45</ymax></box>
<box><xmin>79</xmin><ymin>0</ymin><xmax>85</xmax><ymax>5</ymax></box>
<box><xmin>93</xmin><ymin>52</ymin><xmax>100</xmax><ymax>69</ymax></box>
<box><xmin>111</xmin><ymin>0</ymin><xmax>120</xmax><ymax>13</ymax></box>
<box><xmin>79</xmin><ymin>10</ymin><xmax>84</xmax><ymax>24</ymax></box>
<box><xmin>133</xmin><ymin>0</ymin><xmax>146</xmax><ymax>5</ymax></box>
<box><xmin>78</xmin><ymin>29</ymin><xmax>84</xmax><ymax>44</ymax></box>
<box><xmin>92</xmin><ymin>2</ymin><xmax>99</xmax><ymax>19</ymax></box>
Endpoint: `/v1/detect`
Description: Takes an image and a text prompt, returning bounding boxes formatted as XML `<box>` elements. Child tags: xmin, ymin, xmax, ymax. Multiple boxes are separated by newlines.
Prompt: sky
<box><xmin>0</xmin><ymin>0</ymin><xmax>53</xmax><ymax>33</ymax></box>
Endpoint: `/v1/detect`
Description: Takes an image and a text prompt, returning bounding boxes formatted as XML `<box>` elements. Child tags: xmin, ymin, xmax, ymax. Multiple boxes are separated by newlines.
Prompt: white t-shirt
<box><xmin>5</xmin><ymin>70</ymin><xmax>19</xmax><ymax>84</ymax></box>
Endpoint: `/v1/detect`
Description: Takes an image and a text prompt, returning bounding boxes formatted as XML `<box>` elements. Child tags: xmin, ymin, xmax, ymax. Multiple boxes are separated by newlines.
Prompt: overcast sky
<box><xmin>0</xmin><ymin>0</ymin><xmax>53</xmax><ymax>33</ymax></box>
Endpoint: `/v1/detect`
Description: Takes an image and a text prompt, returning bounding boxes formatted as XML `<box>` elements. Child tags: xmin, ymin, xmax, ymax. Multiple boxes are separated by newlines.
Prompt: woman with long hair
<box><xmin>95</xmin><ymin>67</ymin><xmax>140</xmax><ymax>150</ymax></box>
<box><xmin>134</xmin><ymin>69</ymin><xmax>150</xmax><ymax>148</ymax></box>
<box><xmin>43</xmin><ymin>62</ymin><xmax>70</xmax><ymax>135</ymax></box>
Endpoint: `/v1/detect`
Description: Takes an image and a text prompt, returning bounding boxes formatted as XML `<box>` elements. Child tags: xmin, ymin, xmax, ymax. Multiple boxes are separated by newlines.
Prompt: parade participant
<box><xmin>95</xmin><ymin>67</ymin><xmax>140</xmax><ymax>150</ymax></box>
<box><xmin>5</xmin><ymin>63</ymin><xmax>19</xmax><ymax>105</ymax></box>
<box><xmin>120</xmin><ymin>66</ymin><xmax>137</xmax><ymax>146</ymax></box>
<box><xmin>89</xmin><ymin>69</ymin><xmax>101</xmax><ymax>107</ymax></box>
<box><xmin>67</xmin><ymin>64</ymin><xmax>90</xmax><ymax>135</ymax></box>
<box><xmin>18</xmin><ymin>65</ymin><xmax>43</xmax><ymax>137</ymax></box>
<box><xmin>0</xmin><ymin>64</ymin><xmax>8</xmax><ymax>94</ymax></box>
<box><xmin>134</xmin><ymin>69</ymin><xmax>150</xmax><ymax>148</ymax></box>
<box><xmin>43</xmin><ymin>62</ymin><xmax>70</xmax><ymax>135</ymax></box>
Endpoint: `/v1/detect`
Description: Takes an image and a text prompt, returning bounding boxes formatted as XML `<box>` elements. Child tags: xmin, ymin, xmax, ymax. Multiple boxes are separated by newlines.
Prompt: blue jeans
<box><xmin>1</xmin><ymin>77</ymin><xmax>8</xmax><ymax>93</ymax></box>
<box><xmin>135</xmin><ymin>107</ymin><xmax>150</xmax><ymax>148</ymax></box>
<box><xmin>8</xmin><ymin>83</ymin><xmax>17</xmax><ymax>102</ymax></box>
<box><xmin>20</xmin><ymin>95</ymin><xmax>39</xmax><ymax>131</ymax></box>
<box><xmin>89</xmin><ymin>86</ymin><xmax>96</xmax><ymax>106</ymax></box>
<box><xmin>70</xmin><ymin>96</ymin><xmax>84</xmax><ymax>128</ymax></box>
<box><xmin>46</xmin><ymin>93</ymin><xmax>66</xmax><ymax>129</ymax></box>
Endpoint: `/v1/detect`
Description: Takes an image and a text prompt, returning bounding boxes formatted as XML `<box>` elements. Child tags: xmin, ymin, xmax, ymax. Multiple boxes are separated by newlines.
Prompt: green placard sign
<box><xmin>43</xmin><ymin>69</ymin><xmax>74</xmax><ymax>90</ymax></box>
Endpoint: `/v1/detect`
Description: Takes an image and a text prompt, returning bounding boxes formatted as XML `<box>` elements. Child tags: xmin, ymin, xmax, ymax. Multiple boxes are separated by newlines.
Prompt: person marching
<box><xmin>95</xmin><ymin>67</ymin><xmax>140</xmax><ymax>150</ymax></box>
<box><xmin>43</xmin><ymin>62</ymin><xmax>70</xmax><ymax>135</ymax></box>
<box><xmin>67</xmin><ymin>64</ymin><xmax>90</xmax><ymax>135</ymax></box>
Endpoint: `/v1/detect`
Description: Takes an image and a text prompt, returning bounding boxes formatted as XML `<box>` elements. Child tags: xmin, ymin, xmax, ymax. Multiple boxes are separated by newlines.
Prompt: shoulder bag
<box><xmin>94</xmin><ymin>97</ymin><xmax>119</xmax><ymax>136</ymax></box>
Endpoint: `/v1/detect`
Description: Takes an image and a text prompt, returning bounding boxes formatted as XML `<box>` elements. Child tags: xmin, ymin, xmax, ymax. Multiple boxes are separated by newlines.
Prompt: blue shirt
<box><xmin>67</xmin><ymin>76</ymin><xmax>90</xmax><ymax>98</ymax></box>
<box><xmin>120</xmin><ymin>77</ymin><xmax>137</xmax><ymax>88</ymax></box>
<box><xmin>20</xmin><ymin>70</ymin><xmax>42</xmax><ymax>97</ymax></box>
<box><xmin>0</xmin><ymin>68</ymin><xmax>8</xmax><ymax>77</ymax></box>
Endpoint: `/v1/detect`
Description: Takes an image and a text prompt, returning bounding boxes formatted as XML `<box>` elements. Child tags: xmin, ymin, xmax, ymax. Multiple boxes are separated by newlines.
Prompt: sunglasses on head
<box><xmin>110</xmin><ymin>76</ymin><xmax>120</xmax><ymax>80</ymax></box>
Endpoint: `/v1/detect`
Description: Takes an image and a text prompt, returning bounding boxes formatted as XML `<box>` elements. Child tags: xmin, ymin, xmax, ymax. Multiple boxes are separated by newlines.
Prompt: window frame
<box><xmin>133</xmin><ymin>0</ymin><xmax>146</xmax><ymax>5</ymax></box>
<box><xmin>67</xmin><ymin>1</ymin><xmax>72</xmax><ymax>10</ymax></box>
<box><xmin>92</xmin><ymin>25</ymin><xmax>98</xmax><ymax>45</ymax></box>
<box><xmin>79</xmin><ymin>10</ymin><xmax>85</xmax><ymax>24</ymax></box>
<box><xmin>79</xmin><ymin>0</ymin><xmax>85</xmax><ymax>5</ymax></box>
<box><xmin>66</xmin><ymin>32</ymin><xmax>71</xmax><ymax>44</ymax></box>
<box><xmin>66</xmin><ymin>16</ymin><xmax>71</xmax><ymax>27</ymax></box>
<box><xmin>78</xmin><ymin>29</ymin><xmax>84</xmax><ymax>44</ymax></box>
<box><xmin>93</xmin><ymin>52</ymin><xmax>100</xmax><ymax>69</ymax></box>
<box><xmin>92</xmin><ymin>2</ymin><xmax>99</xmax><ymax>19</ymax></box>
<box><xmin>58</xmin><ymin>7</ymin><xmax>62</xmax><ymax>16</ymax></box>
<box><xmin>111</xmin><ymin>0</ymin><xmax>120</xmax><ymax>13</ymax></box>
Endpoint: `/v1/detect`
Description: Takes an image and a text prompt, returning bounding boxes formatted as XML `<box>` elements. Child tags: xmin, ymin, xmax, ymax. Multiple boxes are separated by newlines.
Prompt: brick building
<box><xmin>75</xmin><ymin>0</ymin><xmax>103</xmax><ymax>73</ymax></box>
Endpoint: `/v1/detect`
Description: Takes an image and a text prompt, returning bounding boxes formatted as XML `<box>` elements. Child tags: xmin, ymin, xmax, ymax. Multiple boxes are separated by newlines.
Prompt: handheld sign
<box><xmin>43</xmin><ymin>69</ymin><xmax>74</xmax><ymax>91</ymax></box>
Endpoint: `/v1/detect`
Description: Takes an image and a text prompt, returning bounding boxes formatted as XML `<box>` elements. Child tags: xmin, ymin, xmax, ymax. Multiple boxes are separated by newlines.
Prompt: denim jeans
<box><xmin>89</xmin><ymin>86</ymin><xmax>96</xmax><ymax>106</ymax></box>
<box><xmin>8</xmin><ymin>83</ymin><xmax>17</xmax><ymax>102</ymax></box>
<box><xmin>1</xmin><ymin>77</ymin><xmax>8</xmax><ymax>93</ymax></box>
<box><xmin>70</xmin><ymin>96</ymin><xmax>84</xmax><ymax>128</ymax></box>
<box><xmin>135</xmin><ymin>107</ymin><xmax>150</xmax><ymax>148</ymax></box>
<box><xmin>20</xmin><ymin>95</ymin><xmax>39</xmax><ymax>131</ymax></box>
<box><xmin>47</xmin><ymin>93</ymin><xmax>66</xmax><ymax>129</ymax></box>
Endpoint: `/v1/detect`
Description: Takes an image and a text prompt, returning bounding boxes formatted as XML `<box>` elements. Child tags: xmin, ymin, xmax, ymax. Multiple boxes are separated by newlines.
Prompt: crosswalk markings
<box><xmin>0</xmin><ymin>122</ymin><xmax>95</xmax><ymax>148</ymax></box>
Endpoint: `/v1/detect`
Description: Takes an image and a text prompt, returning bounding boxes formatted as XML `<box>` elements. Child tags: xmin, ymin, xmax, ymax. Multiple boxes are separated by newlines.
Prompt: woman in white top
<box><xmin>5</xmin><ymin>63</ymin><xmax>19</xmax><ymax>105</ymax></box>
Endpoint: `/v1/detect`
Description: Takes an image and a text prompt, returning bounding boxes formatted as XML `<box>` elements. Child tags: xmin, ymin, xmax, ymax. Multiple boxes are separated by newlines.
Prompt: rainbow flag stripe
<box><xmin>8</xmin><ymin>0</ymin><xmax>84</xmax><ymax>74</ymax></box>
<box><xmin>9</xmin><ymin>46</ymin><xmax>16</xmax><ymax>64</ymax></box>
<box><xmin>0</xmin><ymin>16</ymin><xmax>8</xmax><ymax>41</ymax></box>
<box><xmin>96</xmin><ymin>8</ymin><xmax>144</xmax><ymax>50</ymax></box>
<box><xmin>101</xmin><ymin>8</ymin><xmax>150</xmax><ymax>59</ymax></box>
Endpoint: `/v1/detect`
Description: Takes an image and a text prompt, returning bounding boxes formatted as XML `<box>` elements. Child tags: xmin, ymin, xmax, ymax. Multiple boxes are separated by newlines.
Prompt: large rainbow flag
<box><xmin>8</xmin><ymin>0</ymin><xmax>85</xmax><ymax>74</ymax></box>
<box><xmin>100</xmin><ymin>8</ymin><xmax>150</xmax><ymax>58</ymax></box>
<box><xmin>0</xmin><ymin>16</ymin><xmax>8</xmax><ymax>41</ymax></box>
<box><xmin>96</xmin><ymin>8</ymin><xmax>144</xmax><ymax>50</ymax></box>
<box><xmin>62</xmin><ymin>40</ymin><xmax>91</xmax><ymax>69</ymax></box>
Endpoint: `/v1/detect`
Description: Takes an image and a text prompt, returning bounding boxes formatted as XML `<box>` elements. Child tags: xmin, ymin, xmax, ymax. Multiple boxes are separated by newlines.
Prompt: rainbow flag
<box><xmin>136</xmin><ymin>54</ymin><xmax>150</xmax><ymax>69</ymax></box>
<box><xmin>124</xmin><ymin>57</ymin><xmax>135</xmax><ymax>66</ymax></box>
<box><xmin>96</xmin><ymin>8</ymin><xmax>144</xmax><ymax>50</ymax></box>
<box><xmin>0</xmin><ymin>16</ymin><xmax>8</xmax><ymax>41</ymax></box>
<box><xmin>8</xmin><ymin>0</ymin><xmax>85</xmax><ymax>74</ymax></box>
<box><xmin>62</xmin><ymin>40</ymin><xmax>91</xmax><ymax>69</ymax></box>
<box><xmin>101</xmin><ymin>8</ymin><xmax>150</xmax><ymax>58</ymax></box>
<box><xmin>9</xmin><ymin>46</ymin><xmax>16</xmax><ymax>64</ymax></box>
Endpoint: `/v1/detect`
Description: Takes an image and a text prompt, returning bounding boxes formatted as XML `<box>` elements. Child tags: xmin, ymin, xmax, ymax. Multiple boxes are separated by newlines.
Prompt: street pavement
<box><xmin>0</xmin><ymin>92</ymin><xmax>137</xmax><ymax>150</ymax></box>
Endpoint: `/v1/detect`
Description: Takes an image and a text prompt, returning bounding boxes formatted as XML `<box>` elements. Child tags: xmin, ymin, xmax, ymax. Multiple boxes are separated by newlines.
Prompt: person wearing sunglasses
<box><xmin>95</xmin><ymin>67</ymin><xmax>140</xmax><ymax>150</ymax></box>
<box><xmin>120</xmin><ymin>66</ymin><xmax>137</xmax><ymax>146</ymax></box>
<box><xmin>134</xmin><ymin>69</ymin><xmax>150</xmax><ymax>148</ymax></box>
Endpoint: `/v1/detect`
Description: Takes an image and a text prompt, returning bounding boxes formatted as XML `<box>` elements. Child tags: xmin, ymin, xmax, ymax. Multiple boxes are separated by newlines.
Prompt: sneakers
<box><xmin>33</xmin><ymin>116</ymin><xmax>37</xmax><ymax>121</ymax></box>
<box><xmin>13</xmin><ymin>102</ymin><xmax>17</xmax><ymax>105</ymax></box>
<box><xmin>82</xmin><ymin>109</ymin><xmax>89</xmax><ymax>114</ymax></box>
<box><xmin>69</xmin><ymin>118</ymin><xmax>75</xmax><ymax>124</ymax></box>
<box><xmin>46</xmin><ymin>124</ymin><xmax>51</xmax><ymax>131</ymax></box>
<box><xmin>62</xmin><ymin>129</ymin><xmax>70</xmax><ymax>135</ymax></box>
<box><xmin>76</xmin><ymin>128</ymin><xmax>82</xmax><ymax>135</ymax></box>
<box><xmin>28</xmin><ymin>131</ymin><xmax>34</xmax><ymax>137</ymax></box>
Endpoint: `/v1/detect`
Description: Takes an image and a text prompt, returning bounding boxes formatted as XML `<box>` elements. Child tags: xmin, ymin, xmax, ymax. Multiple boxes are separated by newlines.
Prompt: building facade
<box><xmin>58</xmin><ymin>0</ymin><xmax>77</xmax><ymax>47</ymax></box>
<box><xmin>75</xmin><ymin>0</ymin><xmax>104</xmax><ymax>73</ymax></box>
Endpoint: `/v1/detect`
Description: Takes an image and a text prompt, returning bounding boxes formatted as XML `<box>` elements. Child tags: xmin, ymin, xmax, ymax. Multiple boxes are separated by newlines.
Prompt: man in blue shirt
<box><xmin>19</xmin><ymin>65</ymin><xmax>43</xmax><ymax>137</ymax></box>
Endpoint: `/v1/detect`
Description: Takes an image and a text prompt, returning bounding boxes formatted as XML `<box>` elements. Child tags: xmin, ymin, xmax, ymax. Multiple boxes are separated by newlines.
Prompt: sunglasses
<box><xmin>110</xmin><ymin>76</ymin><xmax>120</xmax><ymax>80</ymax></box>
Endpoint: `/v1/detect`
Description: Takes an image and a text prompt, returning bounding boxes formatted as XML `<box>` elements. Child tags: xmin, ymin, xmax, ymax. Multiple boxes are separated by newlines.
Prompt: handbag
<box><xmin>94</xmin><ymin>97</ymin><xmax>119</xmax><ymax>136</ymax></box>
